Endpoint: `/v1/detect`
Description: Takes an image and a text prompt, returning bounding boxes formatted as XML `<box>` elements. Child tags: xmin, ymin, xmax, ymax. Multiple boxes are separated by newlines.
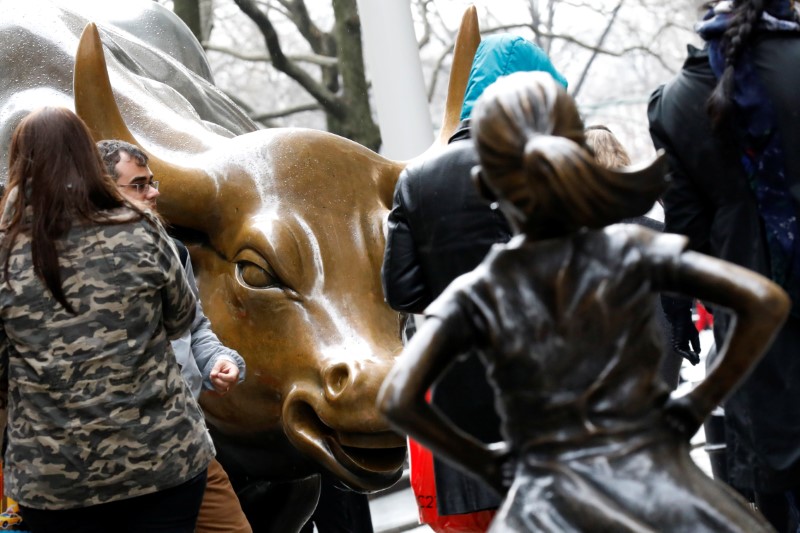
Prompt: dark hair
<box><xmin>0</xmin><ymin>107</ymin><xmax>143</xmax><ymax>313</ymax></box>
<box><xmin>472</xmin><ymin>72</ymin><xmax>666</xmax><ymax>235</ymax></box>
<box><xmin>705</xmin><ymin>0</ymin><xmax>799</xmax><ymax>126</ymax></box>
<box><xmin>96</xmin><ymin>139</ymin><xmax>149</xmax><ymax>180</ymax></box>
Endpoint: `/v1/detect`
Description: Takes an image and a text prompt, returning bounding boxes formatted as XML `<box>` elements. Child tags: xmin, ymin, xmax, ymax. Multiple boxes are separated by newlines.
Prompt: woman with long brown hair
<box><xmin>0</xmin><ymin>107</ymin><xmax>214</xmax><ymax>532</ymax></box>
<box><xmin>379</xmin><ymin>72</ymin><xmax>788</xmax><ymax>531</ymax></box>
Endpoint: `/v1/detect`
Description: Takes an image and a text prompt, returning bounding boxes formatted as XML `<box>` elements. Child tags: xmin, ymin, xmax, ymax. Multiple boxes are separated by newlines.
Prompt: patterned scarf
<box><xmin>697</xmin><ymin>0</ymin><xmax>800</xmax><ymax>311</ymax></box>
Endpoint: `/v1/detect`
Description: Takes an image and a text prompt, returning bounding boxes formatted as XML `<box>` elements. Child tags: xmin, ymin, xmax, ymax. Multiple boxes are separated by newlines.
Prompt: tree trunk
<box><xmin>174</xmin><ymin>0</ymin><xmax>203</xmax><ymax>42</ymax></box>
<box><xmin>329</xmin><ymin>0</ymin><xmax>381</xmax><ymax>152</ymax></box>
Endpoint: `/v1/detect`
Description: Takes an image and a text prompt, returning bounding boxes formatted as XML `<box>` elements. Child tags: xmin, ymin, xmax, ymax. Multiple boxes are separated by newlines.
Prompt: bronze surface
<box><xmin>0</xmin><ymin>0</ymin><xmax>480</xmax><ymax>493</ymax></box>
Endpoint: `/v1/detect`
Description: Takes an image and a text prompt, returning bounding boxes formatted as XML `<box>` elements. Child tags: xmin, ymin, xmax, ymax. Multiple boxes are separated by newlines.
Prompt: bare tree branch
<box><xmin>424</xmin><ymin>7</ymin><xmax>676</xmax><ymax>103</ymax></box>
<box><xmin>571</xmin><ymin>0</ymin><xmax>624</xmax><ymax>99</ymax></box>
<box><xmin>581</xmin><ymin>96</ymin><xmax>650</xmax><ymax>112</ymax></box>
<box><xmin>429</xmin><ymin>0</ymin><xmax>457</xmax><ymax>40</ymax></box>
<box><xmin>232</xmin><ymin>0</ymin><xmax>345</xmax><ymax>118</ymax></box>
<box><xmin>415</xmin><ymin>0</ymin><xmax>433</xmax><ymax>49</ymax></box>
<box><xmin>201</xmin><ymin>0</ymin><xmax>686</xmax><ymax>155</ymax></box>
<box><xmin>278</xmin><ymin>0</ymin><xmax>340</xmax><ymax>93</ymax></box>
<box><xmin>614</xmin><ymin>45</ymin><xmax>676</xmax><ymax>72</ymax></box>
<box><xmin>251</xmin><ymin>102</ymin><xmax>322</xmax><ymax>120</ymax></box>
<box><xmin>174</xmin><ymin>0</ymin><xmax>202</xmax><ymax>41</ymax></box>
<box><xmin>482</xmin><ymin>23</ymin><xmax>671</xmax><ymax>68</ymax></box>
<box><xmin>545</xmin><ymin>0</ymin><xmax>556</xmax><ymax>55</ymax></box>
<box><xmin>203</xmin><ymin>43</ymin><xmax>338</xmax><ymax>66</ymax></box>
<box><xmin>528</xmin><ymin>0</ymin><xmax>544</xmax><ymax>49</ymax></box>
<box><xmin>259</xmin><ymin>0</ymin><xmax>291</xmax><ymax>20</ymax></box>
<box><xmin>278</xmin><ymin>0</ymin><xmax>333</xmax><ymax>55</ymax></box>
<box><xmin>427</xmin><ymin>42</ymin><xmax>454</xmax><ymax>102</ymax></box>
<box><xmin>651</xmin><ymin>20</ymin><xmax>696</xmax><ymax>41</ymax></box>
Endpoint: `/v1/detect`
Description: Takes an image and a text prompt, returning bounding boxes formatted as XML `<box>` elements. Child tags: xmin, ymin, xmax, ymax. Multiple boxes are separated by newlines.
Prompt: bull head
<box><xmin>73</xmin><ymin>7</ymin><xmax>479</xmax><ymax>492</ymax></box>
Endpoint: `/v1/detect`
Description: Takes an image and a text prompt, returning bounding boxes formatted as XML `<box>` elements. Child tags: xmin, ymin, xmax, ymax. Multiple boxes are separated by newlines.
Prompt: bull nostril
<box><xmin>324</xmin><ymin>363</ymin><xmax>351</xmax><ymax>399</ymax></box>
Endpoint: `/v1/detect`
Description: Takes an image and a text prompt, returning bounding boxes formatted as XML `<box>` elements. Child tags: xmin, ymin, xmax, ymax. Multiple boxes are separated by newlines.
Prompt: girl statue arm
<box><xmin>377</xmin><ymin>314</ymin><xmax>509</xmax><ymax>493</ymax></box>
<box><xmin>658</xmin><ymin>250</ymin><xmax>790</xmax><ymax>435</ymax></box>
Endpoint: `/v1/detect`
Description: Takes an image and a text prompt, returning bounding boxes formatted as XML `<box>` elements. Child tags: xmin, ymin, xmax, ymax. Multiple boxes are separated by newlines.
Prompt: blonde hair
<box><xmin>585</xmin><ymin>125</ymin><xmax>632</xmax><ymax>169</ymax></box>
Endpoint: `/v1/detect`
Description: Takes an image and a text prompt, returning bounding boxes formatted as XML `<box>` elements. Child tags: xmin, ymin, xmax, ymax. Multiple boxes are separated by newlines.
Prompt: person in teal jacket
<box><xmin>382</xmin><ymin>34</ymin><xmax>566</xmax><ymax>524</ymax></box>
<box><xmin>460</xmin><ymin>34</ymin><xmax>567</xmax><ymax>122</ymax></box>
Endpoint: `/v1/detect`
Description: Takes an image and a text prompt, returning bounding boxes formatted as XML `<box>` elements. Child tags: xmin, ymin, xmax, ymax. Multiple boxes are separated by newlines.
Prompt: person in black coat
<box><xmin>648</xmin><ymin>1</ymin><xmax>800</xmax><ymax>530</ymax></box>
<box><xmin>384</xmin><ymin>117</ymin><xmax>507</xmax><ymax>521</ymax></box>
<box><xmin>381</xmin><ymin>34</ymin><xmax>567</xmax><ymax>520</ymax></box>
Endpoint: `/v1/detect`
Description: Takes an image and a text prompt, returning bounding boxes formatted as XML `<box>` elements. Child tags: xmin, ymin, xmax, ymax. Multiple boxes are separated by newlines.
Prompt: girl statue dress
<box><xmin>377</xmin><ymin>72</ymin><xmax>789</xmax><ymax>532</ymax></box>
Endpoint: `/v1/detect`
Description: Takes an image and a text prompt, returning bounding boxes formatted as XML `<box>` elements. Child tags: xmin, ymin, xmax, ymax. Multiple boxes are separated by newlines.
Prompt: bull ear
<box><xmin>436</xmin><ymin>5</ymin><xmax>480</xmax><ymax>145</ymax></box>
<box><xmin>74</xmin><ymin>23</ymin><xmax>218</xmax><ymax>233</ymax></box>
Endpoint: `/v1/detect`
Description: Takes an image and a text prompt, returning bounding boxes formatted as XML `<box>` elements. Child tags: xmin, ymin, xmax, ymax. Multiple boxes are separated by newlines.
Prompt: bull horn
<box><xmin>378</xmin><ymin>6</ymin><xmax>479</xmax><ymax>207</ymax></box>
<box><xmin>436</xmin><ymin>5</ymin><xmax>480</xmax><ymax>145</ymax></box>
<box><xmin>74</xmin><ymin>23</ymin><xmax>219</xmax><ymax>233</ymax></box>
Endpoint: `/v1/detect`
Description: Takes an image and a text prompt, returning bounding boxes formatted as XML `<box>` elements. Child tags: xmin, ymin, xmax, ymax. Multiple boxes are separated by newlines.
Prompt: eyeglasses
<box><xmin>118</xmin><ymin>180</ymin><xmax>159</xmax><ymax>194</ymax></box>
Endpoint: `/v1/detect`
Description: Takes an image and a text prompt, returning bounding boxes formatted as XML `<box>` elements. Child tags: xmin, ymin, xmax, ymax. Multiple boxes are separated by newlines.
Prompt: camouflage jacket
<box><xmin>0</xmin><ymin>206</ymin><xmax>215</xmax><ymax>510</ymax></box>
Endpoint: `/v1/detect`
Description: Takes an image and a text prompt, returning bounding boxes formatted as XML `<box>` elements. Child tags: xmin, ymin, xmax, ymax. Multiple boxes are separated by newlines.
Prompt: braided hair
<box><xmin>707</xmin><ymin>0</ymin><xmax>800</xmax><ymax>127</ymax></box>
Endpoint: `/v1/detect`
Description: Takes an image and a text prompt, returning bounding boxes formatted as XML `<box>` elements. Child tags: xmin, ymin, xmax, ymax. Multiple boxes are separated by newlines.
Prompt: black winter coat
<box><xmin>382</xmin><ymin>122</ymin><xmax>511</xmax><ymax>313</ymax></box>
<box><xmin>382</xmin><ymin>121</ymin><xmax>510</xmax><ymax>515</ymax></box>
<box><xmin>649</xmin><ymin>39</ymin><xmax>800</xmax><ymax>492</ymax></box>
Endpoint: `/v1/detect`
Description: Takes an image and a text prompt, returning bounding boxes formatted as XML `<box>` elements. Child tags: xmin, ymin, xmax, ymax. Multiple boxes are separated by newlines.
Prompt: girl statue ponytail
<box><xmin>472</xmin><ymin>72</ymin><xmax>667</xmax><ymax>234</ymax></box>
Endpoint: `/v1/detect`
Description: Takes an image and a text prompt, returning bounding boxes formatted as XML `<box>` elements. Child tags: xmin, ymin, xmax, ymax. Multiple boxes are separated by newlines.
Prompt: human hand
<box><xmin>210</xmin><ymin>358</ymin><xmax>240</xmax><ymax>395</ymax></box>
<box><xmin>662</xmin><ymin>395</ymin><xmax>704</xmax><ymax>440</ymax></box>
<box><xmin>673</xmin><ymin>320</ymin><xmax>701</xmax><ymax>365</ymax></box>
<box><xmin>484</xmin><ymin>442</ymin><xmax>514</xmax><ymax>495</ymax></box>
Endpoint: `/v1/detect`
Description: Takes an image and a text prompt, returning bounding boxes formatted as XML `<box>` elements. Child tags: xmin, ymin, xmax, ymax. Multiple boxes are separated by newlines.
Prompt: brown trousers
<box><xmin>196</xmin><ymin>458</ymin><xmax>252</xmax><ymax>533</ymax></box>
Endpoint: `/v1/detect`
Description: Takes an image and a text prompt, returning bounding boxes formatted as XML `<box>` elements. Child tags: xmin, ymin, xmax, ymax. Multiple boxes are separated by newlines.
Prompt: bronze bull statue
<box><xmin>0</xmin><ymin>0</ymin><xmax>481</xmax><ymax>529</ymax></box>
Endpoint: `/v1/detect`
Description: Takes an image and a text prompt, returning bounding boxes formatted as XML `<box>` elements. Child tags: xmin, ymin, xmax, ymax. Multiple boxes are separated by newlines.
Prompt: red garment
<box><xmin>408</xmin><ymin>439</ymin><xmax>496</xmax><ymax>532</ymax></box>
<box><xmin>695</xmin><ymin>302</ymin><xmax>714</xmax><ymax>331</ymax></box>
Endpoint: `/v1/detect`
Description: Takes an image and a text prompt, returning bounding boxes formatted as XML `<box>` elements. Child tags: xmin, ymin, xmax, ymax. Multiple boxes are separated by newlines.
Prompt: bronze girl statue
<box><xmin>378</xmin><ymin>72</ymin><xmax>789</xmax><ymax>532</ymax></box>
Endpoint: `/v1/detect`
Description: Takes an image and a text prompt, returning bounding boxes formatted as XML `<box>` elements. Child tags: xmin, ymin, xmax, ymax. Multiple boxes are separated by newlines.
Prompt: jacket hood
<box><xmin>460</xmin><ymin>34</ymin><xmax>568</xmax><ymax>120</ymax></box>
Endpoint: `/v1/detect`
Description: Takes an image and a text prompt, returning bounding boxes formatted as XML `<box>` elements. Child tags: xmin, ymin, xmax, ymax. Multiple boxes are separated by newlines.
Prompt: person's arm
<box><xmin>660</xmin><ymin>293</ymin><xmax>701</xmax><ymax>366</ymax></box>
<box><xmin>655</xmin><ymin>249</ymin><xmax>790</xmax><ymax>435</ymax></box>
<box><xmin>378</xmin><ymin>309</ymin><xmax>509</xmax><ymax>493</ymax></box>
<box><xmin>648</xmin><ymin>86</ymin><xmax>713</xmax><ymax>253</ymax></box>
<box><xmin>182</xmin><ymin>258</ymin><xmax>246</xmax><ymax>394</ymax></box>
<box><xmin>648</xmin><ymin>87</ymin><xmax>713</xmax><ymax>365</ymax></box>
<box><xmin>381</xmin><ymin>169</ymin><xmax>432</xmax><ymax>314</ymax></box>
<box><xmin>149</xmin><ymin>217</ymin><xmax>196</xmax><ymax>339</ymax></box>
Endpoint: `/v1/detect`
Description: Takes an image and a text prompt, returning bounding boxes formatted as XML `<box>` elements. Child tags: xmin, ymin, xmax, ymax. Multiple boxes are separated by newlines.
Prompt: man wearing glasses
<box><xmin>96</xmin><ymin>140</ymin><xmax>252</xmax><ymax>533</ymax></box>
<box><xmin>101</xmin><ymin>142</ymin><xmax>161</xmax><ymax>208</ymax></box>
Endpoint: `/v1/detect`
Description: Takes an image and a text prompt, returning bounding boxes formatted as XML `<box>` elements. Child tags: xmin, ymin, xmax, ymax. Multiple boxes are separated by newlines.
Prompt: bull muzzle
<box><xmin>282</xmin><ymin>356</ymin><xmax>407</xmax><ymax>492</ymax></box>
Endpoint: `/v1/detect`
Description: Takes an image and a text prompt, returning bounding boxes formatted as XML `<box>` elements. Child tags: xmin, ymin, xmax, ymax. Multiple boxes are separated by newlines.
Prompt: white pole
<box><xmin>356</xmin><ymin>0</ymin><xmax>433</xmax><ymax>160</ymax></box>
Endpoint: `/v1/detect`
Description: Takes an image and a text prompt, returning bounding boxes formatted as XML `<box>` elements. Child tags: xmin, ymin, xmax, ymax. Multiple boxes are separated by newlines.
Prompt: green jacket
<box><xmin>0</xmin><ymin>206</ymin><xmax>213</xmax><ymax>509</ymax></box>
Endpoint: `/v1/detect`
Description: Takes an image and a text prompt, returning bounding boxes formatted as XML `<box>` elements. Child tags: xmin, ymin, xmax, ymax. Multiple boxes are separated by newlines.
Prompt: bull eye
<box><xmin>237</xmin><ymin>261</ymin><xmax>279</xmax><ymax>289</ymax></box>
